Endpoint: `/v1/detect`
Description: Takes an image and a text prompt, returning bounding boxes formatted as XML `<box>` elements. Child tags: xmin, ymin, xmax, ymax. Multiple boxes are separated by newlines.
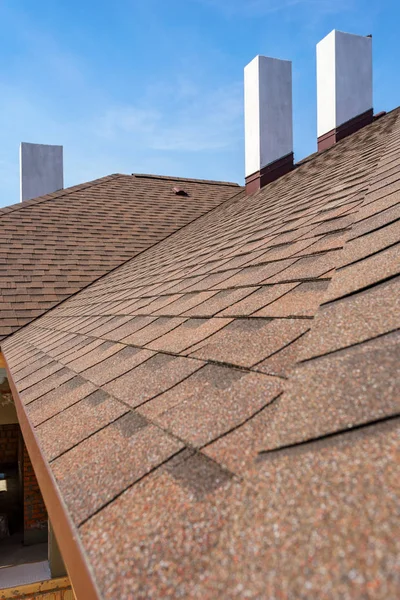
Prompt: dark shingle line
<box><xmin>200</xmin><ymin>392</ymin><xmax>283</xmax><ymax>452</ymax></box>
<box><xmin>257</xmin><ymin>413</ymin><xmax>400</xmax><ymax>460</ymax></box>
<box><xmin>47</xmin><ymin>409</ymin><xmax>131</xmax><ymax>464</ymax></box>
<box><xmin>128</xmin><ymin>314</ymin><xmax>316</xmax><ymax>321</ymax></box>
<box><xmin>348</xmin><ymin>214</ymin><xmax>400</xmax><ymax>241</ymax></box>
<box><xmin>76</xmin><ymin>444</ymin><xmax>185</xmax><ymax>530</ymax></box>
<box><xmin>26</xmin><ymin>311</ymin><xmax>316</xmax><ymax>323</ymax></box>
<box><xmin>76</xmin><ymin>443</ymin><xmax>237</xmax><ymax>530</ymax></box>
<box><xmin>337</xmin><ymin>239</ymin><xmax>400</xmax><ymax>269</ymax></box>
<box><xmin>321</xmin><ymin>271</ymin><xmax>400</xmax><ymax>307</ymax></box>
<box><xmin>252</xmin><ymin>330</ymin><xmax>311</xmax><ymax>370</ymax></box>
<box><xmin>297</xmin><ymin>327</ymin><xmax>400</xmax><ymax>365</ymax></box>
<box><xmin>18</xmin><ymin>327</ymin><xmax>287</xmax><ymax>401</ymax></box>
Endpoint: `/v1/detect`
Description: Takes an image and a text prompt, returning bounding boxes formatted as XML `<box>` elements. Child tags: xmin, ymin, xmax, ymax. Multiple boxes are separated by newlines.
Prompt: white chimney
<box><xmin>317</xmin><ymin>30</ymin><xmax>373</xmax><ymax>151</ymax></box>
<box><xmin>20</xmin><ymin>142</ymin><xmax>64</xmax><ymax>202</ymax></box>
<box><xmin>244</xmin><ymin>55</ymin><xmax>293</xmax><ymax>194</ymax></box>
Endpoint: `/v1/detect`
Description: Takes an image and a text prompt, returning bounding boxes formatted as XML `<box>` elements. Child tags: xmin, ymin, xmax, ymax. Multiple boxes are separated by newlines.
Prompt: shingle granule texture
<box><xmin>3</xmin><ymin>108</ymin><xmax>400</xmax><ymax>599</ymax></box>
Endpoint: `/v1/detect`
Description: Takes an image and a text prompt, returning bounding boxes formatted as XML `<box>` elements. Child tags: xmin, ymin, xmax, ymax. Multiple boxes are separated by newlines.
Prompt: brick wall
<box><xmin>0</xmin><ymin>423</ymin><xmax>19</xmax><ymax>464</ymax></box>
<box><xmin>23</xmin><ymin>444</ymin><xmax>48</xmax><ymax>542</ymax></box>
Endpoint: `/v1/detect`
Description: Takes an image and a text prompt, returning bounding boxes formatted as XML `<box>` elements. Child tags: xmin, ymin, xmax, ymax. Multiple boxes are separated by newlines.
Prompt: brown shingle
<box><xmin>26</xmin><ymin>376</ymin><xmax>98</xmax><ymax>426</ymax></box>
<box><xmin>299</xmin><ymin>276</ymin><xmax>400</xmax><ymax>361</ymax></box>
<box><xmin>66</xmin><ymin>341</ymin><xmax>124</xmax><ymax>372</ymax></box>
<box><xmin>0</xmin><ymin>174</ymin><xmax>240</xmax><ymax>339</ymax></box>
<box><xmin>255</xmin><ymin>332</ymin><xmax>308</xmax><ymax>377</ymax></box>
<box><xmin>147</xmin><ymin>365</ymin><xmax>282</xmax><ymax>447</ymax></box>
<box><xmin>104</xmin><ymin>353</ymin><xmax>204</xmax><ymax>407</ymax></box>
<box><xmin>81</xmin><ymin>420</ymin><xmax>400</xmax><ymax>600</ymax></box>
<box><xmin>182</xmin><ymin>288</ymin><xmax>258</xmax><ymax>317</ymax></box>
<box><xmin>99</xmin><ymin>316</ymin><xmax>158</xmax><ymax>341</ymax></box>
<box><xmin>121</xmin><ymin>317</ymin><xmax>185</xmax><ymax>346</ymax></box>
<box><xmin>81</xmin><ymin>346</ymin><xmax>155</xmax><ymax>386</ymax></box>
<box><xmin>36</xmin><ymin>390</ymin><xmax>128</xmax><ymax>460</ymax></box>
<box><xmin>148</xmin><ymin>317</ymin><xmax>232</xmax><ymax>353</ymax></box>
<box><xmin>256</xmin><ymin>331</ymin><xmax>400</xmax><ymax>453</ymax></box>
<box><xmin>214</xmin><ymin>259</ymin><xmax>296</xmax><ymax>288</ymax></box>
<box><xmin>218</xmin><ymin>283</ymin><xmax>297</xmax><ymax>316</ymax></box>
<box><xmin>325</xmin><ymin>243</ymin><xmax>400</xmax><ymax>302</ymax></box>
<box><xmin>52</xmin><ymin>412</ymin><xmax>184</xmax><ymax>525</ymax></box>
<box><xmin>266</xmin><ymin>250</ymin><xmax>339</xmax><ymax>282</ymax></box>
<box><xmin>340</xmin><ymin>218</ymin><xmax>400</xmax><ymax>267</ymax></box>
<box><xmin>254</xmin><ymin>280</ymin><xmax>330</xmax><ymax>317</ymax></box>
<box><xmin>151</xmin><ymin>292</ymin><xmax>217</xmax><ymax>316</ymax></box>
<box><xmin>189</xmin><ymin>318</ymin><xmax>310</xmax><ymax>367</ymax></box>
<box><xmin>20</xmin><ymin>368</ymin><xmax>75</xmax><ymax>405</ymax></box>
<box><xmin>3</xmin><ymin>107</ymin><xmax>400</xmax><ymax>600</ymax></box>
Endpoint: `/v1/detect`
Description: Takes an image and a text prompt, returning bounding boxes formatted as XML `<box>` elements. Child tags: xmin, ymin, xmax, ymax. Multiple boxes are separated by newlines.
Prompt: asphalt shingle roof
<box><xmin>2</xmin><ymin>109</ymin><xmax>400</xmax><ymax>599</ymax></box>
<box><xmin>0</xmin><ymin>173</ymin><xmax>240</xmax><ymax>340</ymax></box>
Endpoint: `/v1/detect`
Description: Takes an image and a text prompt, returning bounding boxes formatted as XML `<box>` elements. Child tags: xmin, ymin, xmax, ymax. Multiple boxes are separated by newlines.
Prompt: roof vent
<box><xmin>172</xmin><ymin>187</ymin><xmax>189</xmax><ymax>196</ymax></box>
<box><xmin>20</xmin><ymin>142</ymin><xmax>64</xmax><ymax>202</ymax></box>
<box><xmin>244</xmin><ymin>55</ymin><xmax>294</xmax><ymax>195</ymax></box>
<box><xmin>317</xmin><ymin>30</ymin><xmax>373</xmax><ymax>151</ymax></box>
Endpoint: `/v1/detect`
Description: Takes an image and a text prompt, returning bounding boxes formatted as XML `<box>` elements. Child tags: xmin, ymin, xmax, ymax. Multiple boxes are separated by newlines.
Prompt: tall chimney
<box><xmin>317</xmin><ymin>30</ymin><xmax>373</xmax><ymax>151</ymax></box>
<box><xmin>244</xmin><ymin>55</ymin><xmax>293</xmax><ymax>195</ymax></box>
<box><xmin>20</xmin><ymin>142</ymin><xmax>64</xmax><ymax>202</ymax></box>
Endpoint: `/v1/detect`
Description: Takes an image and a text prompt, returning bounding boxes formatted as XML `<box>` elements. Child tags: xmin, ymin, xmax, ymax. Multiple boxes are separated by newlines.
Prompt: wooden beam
<box><xmin>0</xmin><ymin>576</ymin><xmax>73</xmax><ymax>599</ymax></box>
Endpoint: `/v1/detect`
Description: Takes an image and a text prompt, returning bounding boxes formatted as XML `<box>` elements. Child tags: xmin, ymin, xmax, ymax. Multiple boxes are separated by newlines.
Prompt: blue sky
<box><xmin>0</xmin><ymin>0</ymin><xmax>399</xmax><ymax>207</ymax></box>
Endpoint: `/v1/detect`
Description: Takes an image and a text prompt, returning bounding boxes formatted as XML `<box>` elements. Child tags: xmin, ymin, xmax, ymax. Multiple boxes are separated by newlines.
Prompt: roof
<box><xmin>2</xmin><ymin>108</ymin><xmax>400</xmax><ymax>599</ymax></box>
<box><xmin>0</xmin><ymin>173</ymin><xmax>240</xmax><ymax>340</ymax></box>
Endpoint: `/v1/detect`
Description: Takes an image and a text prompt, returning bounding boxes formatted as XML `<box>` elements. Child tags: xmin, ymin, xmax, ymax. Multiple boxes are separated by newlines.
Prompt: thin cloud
<box><xmin>94</xmin><ymin>80</ymin><xmax>243</xmax><ymax>152</ymax></box>
<box><xmin>193</xmin><ymin>0</ymin><xmax>354</xmax><ymax>17</ymax></box>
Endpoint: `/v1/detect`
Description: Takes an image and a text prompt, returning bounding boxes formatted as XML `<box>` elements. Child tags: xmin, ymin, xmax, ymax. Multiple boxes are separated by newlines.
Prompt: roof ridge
<box><xmin>0</xmin><ymin>172</ymin><xmax>241</xmax><ymax>218</ymax></box>
<box><xmin>278</xmin><ymin>106</ymin><xmax>400</xmax><ymax>386</ymax></box>
<box><xmin>0</xmin><ymin>173</ymin><xmax>123</xmax><ymax>219</ymax></box>
<box><xmin>296</xmin><ymin>106</ymin><xmax>400</xmax><ymax>167</ymax></box>
<box><xmin>132</xmin><ymin>173</ymin><xmax>240</xmax><ymax>187</ymax></box>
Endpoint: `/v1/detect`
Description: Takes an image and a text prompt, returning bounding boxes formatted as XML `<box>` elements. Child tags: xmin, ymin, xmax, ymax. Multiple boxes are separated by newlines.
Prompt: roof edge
<box><xmin>3</xmin><ymin>352</ymin><xmax>101</xmax><ymax>600</ymax></box>
<box><xmin>132</xmin><ymin>173</ymin><xmax>241</xmax><ymax>186</ymax></box>
<box><xmin>0</xmin><ymin>172</ymin><xmax>242</xmax><ymax>216</ymax></box>
<box><xmin>0</xmin><ymin>174</ymin><xmax>122</xmax><ymax>218</ymax></box>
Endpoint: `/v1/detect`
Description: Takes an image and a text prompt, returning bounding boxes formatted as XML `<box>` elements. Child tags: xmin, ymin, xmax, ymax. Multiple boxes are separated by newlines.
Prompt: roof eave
<box><xmin>4</xmin><ymin>355</ymin><xmax>101</xmax><ymax>600</ymax></box>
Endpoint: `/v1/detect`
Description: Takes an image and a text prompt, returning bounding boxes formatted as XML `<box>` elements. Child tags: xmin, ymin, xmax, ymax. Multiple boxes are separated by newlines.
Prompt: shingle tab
<box><xmin>146</xmin><ymin>365</ymin><xmax>282</xmax><ymax>446</ymax></box>
<box><xmin>52</xmin><ymin>414</ymin><xmax>184</xmax><ymax>525</ymax></box>
<box><xmin>104</xmin><ymin>353</ymin><xmax>204</xmax><ymax>407</ymax></box>
<box><xmin>189</xmin><ymin>318</ymin><xmax>310</xmax><ymax>367</ymax></box>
